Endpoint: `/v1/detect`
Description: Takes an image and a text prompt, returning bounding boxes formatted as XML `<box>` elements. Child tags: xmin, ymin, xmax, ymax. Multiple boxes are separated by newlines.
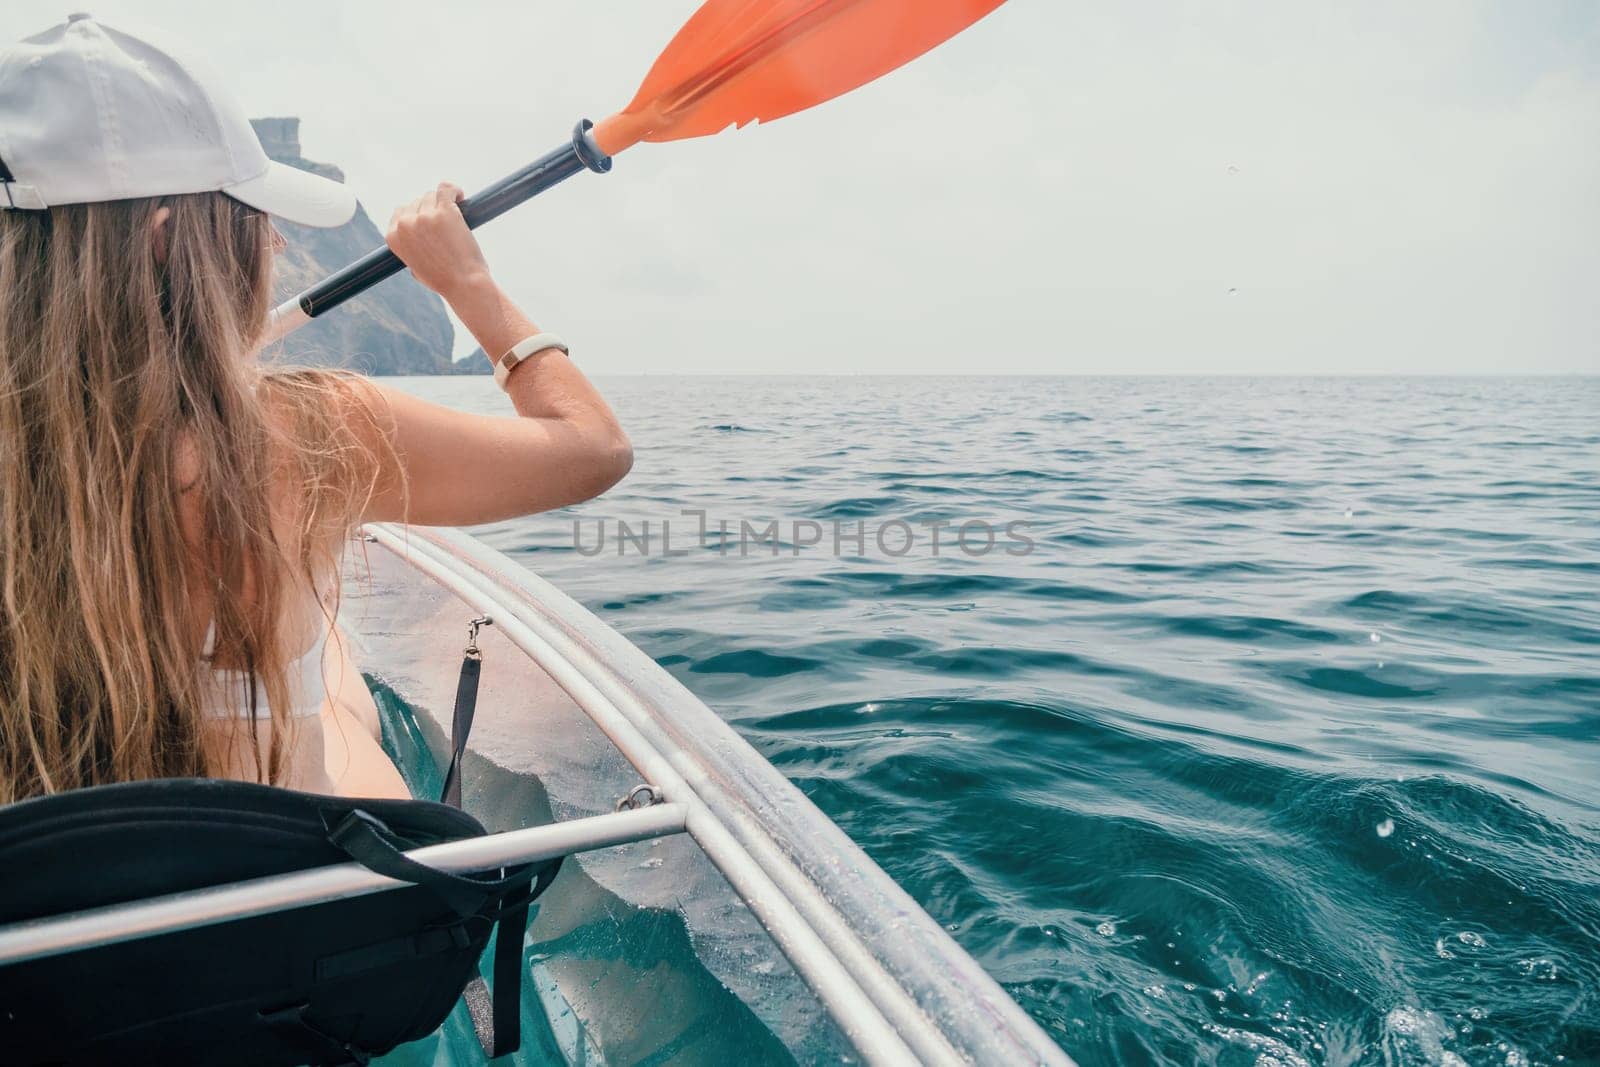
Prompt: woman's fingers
<box><xmin>430</xmin><ymin>182</ymin><xmax>465</xmax><ymax>217</ymax></box>
<box><xmin>388</xmin><ymin>192</ymin><xmax>424</xmax><ymax>232</ymax></box>
<box><xmin>384</xmin><ymin>181</ymin><xmax>491</xmax><ymax>298</ymax></box>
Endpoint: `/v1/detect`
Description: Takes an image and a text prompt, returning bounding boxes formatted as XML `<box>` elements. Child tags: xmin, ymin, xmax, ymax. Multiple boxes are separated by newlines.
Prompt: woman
<box><xmin>0</xmin><ymin>16</ymin><xmax>630</xmax><ymax>803</ymax></box>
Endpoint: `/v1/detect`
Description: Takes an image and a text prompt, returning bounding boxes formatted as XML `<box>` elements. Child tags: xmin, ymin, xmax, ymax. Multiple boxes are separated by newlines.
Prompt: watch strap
<box><xmin>493</xmin><ymin>332</ymin><xmax>569</xmax><ymax>389</ymax></box>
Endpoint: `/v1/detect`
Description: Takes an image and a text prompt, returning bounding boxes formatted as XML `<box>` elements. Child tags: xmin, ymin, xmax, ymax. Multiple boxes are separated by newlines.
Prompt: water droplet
<box><xmin>1227</xmin><ymin>287</ymin><xmax>1239</xmax><ymax>295</ymax></box>
<box><xmin>1370</xmin><ymin>632</ymin><xmax>1382</xmax><ymax>643</ymax></box>
<box><xmin>1096</xmin><ymin>921</ymin><xmax>1116</xmax><ymax>937</ymax></box>
<box><xmin>1343</xmin><ymin>508</ymin><xmax>1354</xmax><ymax>518</ymax></box>
<box><xmin>1377</xmin><ymin>819</ymin><xmax>1395</xmax><ymax>837</ymax></box>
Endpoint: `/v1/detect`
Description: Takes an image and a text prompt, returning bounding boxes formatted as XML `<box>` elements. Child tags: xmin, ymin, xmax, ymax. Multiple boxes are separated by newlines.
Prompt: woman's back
<box><xmin>0</xmin><ymin>14</ymin><xmax>630</xmax><ymax>804</ymax></box>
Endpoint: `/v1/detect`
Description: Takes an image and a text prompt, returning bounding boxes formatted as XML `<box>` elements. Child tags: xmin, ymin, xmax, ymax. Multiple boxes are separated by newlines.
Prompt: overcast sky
<box><xmin>11</xmin><ymin>2</ymin><xmax>1598</xmax><ymax>373</ymax></box>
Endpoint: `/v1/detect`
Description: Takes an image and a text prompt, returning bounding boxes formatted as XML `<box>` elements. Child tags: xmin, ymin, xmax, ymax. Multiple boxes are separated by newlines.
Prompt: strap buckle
<box><xmin>464</xmin><ymin>615</ymin><xmax>492</xmax><ymax>660</ymax></box>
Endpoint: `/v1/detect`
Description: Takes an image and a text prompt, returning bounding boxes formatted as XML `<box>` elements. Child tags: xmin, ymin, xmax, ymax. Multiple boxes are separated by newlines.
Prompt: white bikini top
<box><xmin>200</xmin><ymin>606</ymin><xmax>333</xmax><ymax>720</ymax></box>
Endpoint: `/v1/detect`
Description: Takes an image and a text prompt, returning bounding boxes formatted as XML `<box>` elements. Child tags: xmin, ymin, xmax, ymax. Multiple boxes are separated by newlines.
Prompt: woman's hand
<box><xmin>357</xmin><ymin>182</ymin><xmax>633</xmax><ymax>527</ymax></box>
<box><xmin>384</xmin><ymin>182</ymin><xmax>491</xmax><ymax>300</ymax></box>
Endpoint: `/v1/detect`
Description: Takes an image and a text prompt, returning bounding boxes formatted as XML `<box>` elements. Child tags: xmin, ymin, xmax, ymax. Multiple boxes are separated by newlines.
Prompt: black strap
<box><xmin>485</xmin><ymin>857</ymin><xmax>563</xmax><ymax>1056</ymax></box>
<box><xmin>439</xmin><ymin>653</ymin><xmax>481</xmax><ymax>809</ymax></box>
<box><xmin>326</xmin><ymin>804</ymin><xmax>563</xmax><ymax>1060</ymax></box>
<box><xmin>326</xmin><ymin>808</ymin><xmax>529</xmax><ymax>917</ymax></box>
<box><xmin>488</xmin><ymin>896</ymin><xmax>529</xmax><ymax>1057</ymax></box>
<box><xmin>432</xmin><ymin>637</ymin><xmax>567</xmax><ymax>1060</ymax></box>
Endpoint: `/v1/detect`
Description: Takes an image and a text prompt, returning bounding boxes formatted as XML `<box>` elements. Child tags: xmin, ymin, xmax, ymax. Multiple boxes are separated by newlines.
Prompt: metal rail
<box><xmin>364</xmin><ymin>524</ymin><xmax>927</xmax><ymax>1067</ymax></box>
<box><xmin>0</xmin><ymin>804</ymin><xmax>687</xmax><ymax>968</ymax></box>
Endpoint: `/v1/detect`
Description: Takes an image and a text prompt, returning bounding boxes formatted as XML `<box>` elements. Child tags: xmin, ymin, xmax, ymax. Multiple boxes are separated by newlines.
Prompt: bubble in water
<box><xmin>1370</xmin><ymin>632</ymin><xmax>1382</xmax><ymax>643</ymax></box>
<box><xmin>1519</xmin><ymin>957</ymin><xmax>1559</xmax><ymax>980</ymax></box>
<box><xmin>1383</xmin><ymin>1007</ymin><xmax>1469</xmax><ymax>1067</ymax></box>
<box><xmin>1377</xmin><ymin>819</ymin><xmax>1395</xmax><ymax>838</ymax></box>
<box><xmin>1227</xmin><ymin>287</ymin><xmax>1239</xmax><ymax>295</ymax></box>
<box><xmin>1457</xmin><ymin>930</ymin><xmax>1488</xmax><ymax>949</ymax></box>
<box><xmin>1096</xmin><ymin>921</ymin><xmax>1117</xmax><ymax>937</ymax></box>
<box><xmin>1344</xmin><ymin>508</ymin><xmax>1354</xmax><ymax>518</ymax></box>
<box><xmin>1202</xmin><ymin>1024</ymin><xmax>1311</xmax><ymax>1067</ymax></box>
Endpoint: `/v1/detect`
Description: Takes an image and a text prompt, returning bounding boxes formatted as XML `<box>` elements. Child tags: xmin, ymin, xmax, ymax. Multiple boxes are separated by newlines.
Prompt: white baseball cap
<box><xmin>0</xmin><ymin>13</ymin><xmax>356</xmax><ymax>227</ymax></box>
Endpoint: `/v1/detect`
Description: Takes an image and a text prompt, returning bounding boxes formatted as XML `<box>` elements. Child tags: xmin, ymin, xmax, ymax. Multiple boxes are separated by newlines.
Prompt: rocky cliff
<box><xmin>451</xmin><ymin>347</ymin><xmax>495</xmax><ymax>375</ymax></box>
<box><xmin>253</xmin><ymin>118</ymin><xmax>485</xmax><ymax>374</ymax></box>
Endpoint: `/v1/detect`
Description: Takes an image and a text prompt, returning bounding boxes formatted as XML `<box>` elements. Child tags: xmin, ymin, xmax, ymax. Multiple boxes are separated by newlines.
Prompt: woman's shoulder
<box><xmin>254</xmin><ymin>369</ymin><xmax>397</xmax><ymax>548</ymax></box>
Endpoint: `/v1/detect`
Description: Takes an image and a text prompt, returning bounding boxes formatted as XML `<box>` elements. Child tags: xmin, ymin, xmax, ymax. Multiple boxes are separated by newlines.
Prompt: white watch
<box><xmin>493</xmin><ymin>332</ymin><xmax>569</xmax><ymax>389</ymax></box>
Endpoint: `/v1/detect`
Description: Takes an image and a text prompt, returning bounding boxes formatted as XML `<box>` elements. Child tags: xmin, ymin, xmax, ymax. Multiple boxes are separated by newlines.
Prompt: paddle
<box><xmin>264</xmin><ymin>0</ymin><xmax>1006</xmax><ymax>342</ymax></box>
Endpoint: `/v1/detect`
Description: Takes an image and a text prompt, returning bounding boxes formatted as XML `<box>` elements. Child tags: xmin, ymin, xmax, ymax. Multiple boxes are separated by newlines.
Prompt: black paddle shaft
<box><xmin>295</xmin><ymin>119</ymin><xmax>613</xmax><ymax>320</ymax></box>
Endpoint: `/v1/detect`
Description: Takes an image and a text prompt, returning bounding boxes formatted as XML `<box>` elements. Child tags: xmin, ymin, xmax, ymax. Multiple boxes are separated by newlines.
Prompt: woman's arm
<box><xmin>360</xmin><ymin>182</ymin><xmax>632</xmax><ymax>526</ymax></box>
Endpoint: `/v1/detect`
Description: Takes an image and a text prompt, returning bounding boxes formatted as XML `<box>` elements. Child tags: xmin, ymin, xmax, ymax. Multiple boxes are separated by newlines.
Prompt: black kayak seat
<box><xmin>0</xmin><ymin>777</ymin><xmax>560</xmax><ymax>1066</ymax></box>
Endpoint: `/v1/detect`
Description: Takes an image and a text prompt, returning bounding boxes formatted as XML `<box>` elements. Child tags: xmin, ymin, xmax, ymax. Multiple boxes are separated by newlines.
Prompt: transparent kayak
<box><xmin>352</xmin><ymin>526</ymin><xmax>1071</xmax><ymax>1066</ymax></box>
<box><xmin>0</xmin><ymin>525</ymin><xmax>1073</xmax><ymax>1066</ymax></box>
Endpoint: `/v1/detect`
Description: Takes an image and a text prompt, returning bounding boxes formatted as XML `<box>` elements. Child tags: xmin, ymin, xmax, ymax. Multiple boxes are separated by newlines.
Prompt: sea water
<box><xmin>390</xmin><ymin>375</ymin><xmax>1599</xmax><ymax>1067</ymax></box>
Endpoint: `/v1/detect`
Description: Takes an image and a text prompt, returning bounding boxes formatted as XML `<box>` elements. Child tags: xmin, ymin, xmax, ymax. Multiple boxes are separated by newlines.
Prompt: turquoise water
<box><xmin>396</xmin><ymin>375</ymin><xmax>1600</xmax><ymax>1067</ymax></box>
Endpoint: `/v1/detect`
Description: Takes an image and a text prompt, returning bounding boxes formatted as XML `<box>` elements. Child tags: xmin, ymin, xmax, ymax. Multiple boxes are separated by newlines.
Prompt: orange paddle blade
<box><xmin>592</xmin><ymin>0</ymin><xmax>1005</xmax><ymax>156</ymax></box>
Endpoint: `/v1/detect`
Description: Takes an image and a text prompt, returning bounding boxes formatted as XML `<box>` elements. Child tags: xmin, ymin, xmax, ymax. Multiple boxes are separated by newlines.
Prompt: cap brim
<box><xmin>223</xmin><ymin>160</ymin><xmax>357</xmax><ymax>228</ymax></box>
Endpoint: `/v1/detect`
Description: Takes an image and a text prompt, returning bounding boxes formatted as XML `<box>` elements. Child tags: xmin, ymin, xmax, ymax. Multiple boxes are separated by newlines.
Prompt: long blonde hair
<box><xmin>0</xmin><ymin>191</ymin><xmax>391</xmax><ymax>802</ymax></box>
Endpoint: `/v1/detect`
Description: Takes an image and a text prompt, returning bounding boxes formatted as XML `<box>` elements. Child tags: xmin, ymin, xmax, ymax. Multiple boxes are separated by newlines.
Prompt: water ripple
<box><xmin>406</xmin><ymin>374</ymin><xmax>1600</xmax><ymax>1066</ymax></box>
